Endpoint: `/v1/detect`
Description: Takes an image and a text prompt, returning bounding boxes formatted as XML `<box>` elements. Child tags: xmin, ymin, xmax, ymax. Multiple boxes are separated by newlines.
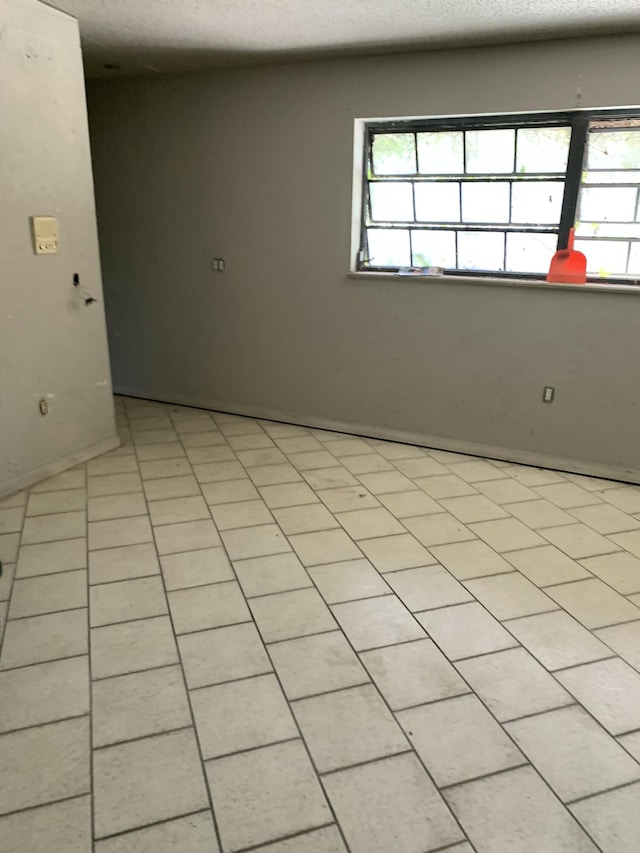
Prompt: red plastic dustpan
<box><xmin>546</xmin><ymin>227</ymin><xmax>586</xmax><ymax>284</ymax></box>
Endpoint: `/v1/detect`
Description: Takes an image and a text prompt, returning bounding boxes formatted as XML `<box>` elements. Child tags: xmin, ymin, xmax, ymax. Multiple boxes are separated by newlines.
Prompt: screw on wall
<box><xmin>542</xmin><ymin>386</ymin><xmax>555</xmax><ymax>404</ymax></box>
<box><xmin>39</xmin><ymin>398</ymin><xmax>49</xmax><ymax>415</ymax></box>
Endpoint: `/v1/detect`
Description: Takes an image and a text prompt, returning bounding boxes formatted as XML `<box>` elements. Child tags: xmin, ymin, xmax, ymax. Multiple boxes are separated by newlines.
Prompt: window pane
<box><xmin>411</xmin><ymin>230</ymin><xmax>456</xmax><ymax>267</ymax></box>
<box><xmin>370</xmin><ymin>183</ymin><xmax>414</xmax><ymax>222</ymax></box>
<box><xmin>516</xmin><ymin>127</ymin><xmax>570</xmax><ymax>173</ymax></box>
<box><xmin>628</xmin><ymin>243</ymin><xmax>640</xmax><ymax>274</ymax></box>
<box><xmin>575</xmin><ymin>222</ymin><xmax>640</xmax><ymax>240</ymax></box>
<box><xmin>576</xmin><ymin>239</ymin><xmax>629</xmax><ymax>276</ymax></box>
<box><xmin>511</xmin><ymin>182</ymin><xmax>564</xmax><ymax>224</ymax></box>
<box><xmin>462</xmin><ymin>182</ymin><xmax>510</xmax><ymax>223</ymax></box>
<box><xmin>414</xmin><ymin>183</ymin><xmax>460</xmax><ymax>222</ymax></box>
<box><xmin>579</xmin><ymin>187</ymin><xmax>637</xmax><ymax>222</ymax></box>
<box><xmin>372</xmin><ymin>133</ymin><xmax>416</xmax><ymax>175</ymax></box>
<box><xmin>586</xmin><ymin>130</ymin><xmax>640</xmax><ymax>170</ymax></box>
<box><xmin>466</xmin><ymin>130</ymin><xmax>515</xmax><ymax>174</ymax></box>
<box><xmin>458</xmin><ymin>231</ymin><xmax>505</xmax><ymax>271</ymax></box>
<box><xmin>506</xmin><ymin>233</ymin><xmax>558</xmax><ymax>274</ymax></box>
<box><xmin>367</xmin><ymin>229</ymin><xmax>411</xmax><ymax>267</ymax></box>
<box><xmin>417</xmin><ymin>131</ymin><xmax>464</xmax><ymax>174</ymax></box>
<box><xmin>582</xmin><ymin>170</ymin><xmax>640</xmax><ymax>185</ymax></box>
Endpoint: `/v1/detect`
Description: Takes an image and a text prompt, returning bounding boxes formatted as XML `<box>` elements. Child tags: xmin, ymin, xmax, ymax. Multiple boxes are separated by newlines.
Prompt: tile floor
<box><xmin>1</xmin><ymin>396</ymin><xmax>640</xmax><ymax>852</ymax></box>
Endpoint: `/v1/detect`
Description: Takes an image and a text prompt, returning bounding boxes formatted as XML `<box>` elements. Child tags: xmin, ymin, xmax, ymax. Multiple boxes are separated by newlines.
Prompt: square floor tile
<box><xmin>21</xmin><ymin>510</ymin><xmax>86</xmax><ymax>545</ymax></box>
<box><xmin>394</xmin><ymin>456</ymin><xmax>449</xmax><ymax>478</ymax></box>
<box><xmin>181</xmin><ymin>431</ymin><xmax>227</xmax><ymax>449</ymax></box>
<box><xmin>0</xmin><ymin>796</ymin><xmax>91</xmax><ymax>853</ymax></box>
<box><xmin>288</xmin><ymin>450</ymin><xmax>340</xmax><ymax>471</ymax></box>
<box><xmin>91</xmin><ymin>615</ymin><xmax>178</xmax><ymax>679</ymax></box>
<box><xmin>342</xmin><ymin>454</ymin><xmax>395</xmax><ymax>474</ymax></box>
<box><xmin>149</xmin><ymin>496</ymin><xmax>210</xmax><ymax>526</ymax></box>
<box><xmin>88</xmin><ymin>473</ymin><xmax>143</xmax><ymax>497</ymax></box>
<box><xmin>0</xmin><ymin>717</ymin><xmax>89</xmax><ymax>817</ymax></box>
<box><xmin>356</xmin><ymin>471</ymin><xmax>417</xmax><ymax>495</ymax></box>
<box><xmin>250</xmin><ymin>588</ymin><xmax>336</xmax><ymax>643</ymax></box>
<box><xmin>332</xmin><ymin>595</ymin><xmax>425</xmax><ymax>651</ymax></box>
<box><xmin>92</xmin><ymin>664</ymin><xmax>191</xmax><ymax>747</ymax></box>
<box><xmin>543</xmin><ymin>524</ymin><xmax>619</xmax><ymax>559</ymax></box>
<box><xmin>469</xmin><ymin>518</ymin><xmax>545</xmax><ymax>552</ymax></box>
<box><xmin>134</xmin><ymin>429</ymin><xmax>179</xmax><ymax>446</ymax></box>
<box><xmin>89</xmin><ymin>516</ymin><xmax>153</xmax><ymax>551</ymax></box>
<box><xmin>168</xmin><ymin>581</ymin><xmax>250</xmax><ymax>634</ymax></box>
<box><xmin>201</xmin><ymin>479</ymin><xmax>260</xmax><ymax>505</ymax></box>
<box><xmin>90</xmin><ymin>576</ymin><xmax>167</xmax><ymax>627</ymax></box>
<box><xmin>193</xmin><ymin>461</ymin><xmax>246</xmax><ymax>484</ymax></box>
<box><xmin>457</xmin><ymin>648</ymin><xmax>573</xmax><ymax>722</ymax></box>
<box><xmin>178</xmin><ymin>623</ymin><xmax>271</xmax><ymax>689</ymax></box>
<box><xmin>361</xmin><ymin>638</ymin><xmax>468</xmax><ymax>709</ymax></box>
<box><xmin>417</xmin><ymin>602</ymin><xmax>517</xmax><ymax>661</ymax></box>
<box><xmin>143</xmin><ymin>475</ymin><xmax>201</xmax><ymax>502</ymax></box>
<box><xmin>234</xmin><ymin>552</ymin><xmax>312</xmax><ymax>597</ymax></box>
<box><xmin>580</xmin><ymin>552</ymin><xmax>640</xmax><ymax>595</ymax></box>
<box><xmin>405</xmin><ymin>513</ymin><xmax>476</xmax><ymax>547</ymax></box>
<box><xmin>9</xmin><ymin>569</ymin><xmax>87</xmax><ymax>618</ymax></box>
<box><xmin>376</xmin><ymin>490</ymin><xmax>440</xmax><ymax>518</ymax></box>
<box><xmin>506</xmin><ymin>705</ymin><xmax>640</xmax><ymax>802</ymax></box>
<box><xmin>26</xmin><ymin>490</ymin><xmax>84</xmax><ymax>517</ymax></box>
<box><xmin>136</xmin><ymin>442</ymin><xmax>187</xmax><ymax>461</ymax></box>
<box><xmin>534</xmin><ymin>482</ymin><xmax>603</xmax><ymax>508</ymax></box>
<box><xmin>253</xmin><ymin>825</ymin><xmax>346</xmax><ymax>853</ymax></box>
<box><xmin>95</xmin><ymin>812</ymin><xmax>218</xmax><ymax>853</ymax></box>
<box><xmin>324</xmin><ymin>752</ymin><xmax>462</xmax><ymax>853</ymax></box>
<box><xmin>210</xmin><ymin>500</ymin><xmax>273</xmax><ymax>531</ymax></box>
<box><xmin>308</xmin><ymin>559</ymin><xmax>390</xmax><ymax>603</ymax></box>
<box><xmin>293</xmin><ymin>684</ymin><xmax>408</xmax><ymax>773</ymax></box>
<box><xmin>546</xmin><ymin>579</ymin><xmax>640</xmax><ymax>629</ymax></box>
<box><xmin>192</xmin><ymin>673</ymin><xmax>297</xmax><ymax>759</ymax></box>
<box><xmin>464</xmin><ymin>573</ymin><xmax>556</xmax><ymax>620</ymax></box>
<box><xmin>609</xmin><ymin>530</ymin><xmax>640</xmax><ymax>558</ymax></box>
<box><xmin>619</xmin><ymin>730</ymin><xmax>640</xmax><ymax>761</ymax></box>
<box><xmin>154</xmin><ymin>519</ymin><xmax>221</xmax><ymax>555</ymax></box>
<box><xmin>32</xmin><ymin>468</ymin><xmax>86</xmax><ymax>493</ymax></box>
<box><xmin>94</xmin><ymin>728</ymin><xmax>208</xmax><ymax>838</ymax></box>
<box><xmin>358</xmin><ymin>533</ymin><xmax>436</xmax><ymax>572</ymax></box>
<box><xmin>504</xmin><ymin>499</ymin><xmax>573</xmax><ymax>529</ymax></box>
<box><xmin>556</xmin><ymin>658</ymin><xmax>640</xmax><ymax>735</ymax></box>
<box><xmin>139</xmin><ymin>458</ymin><xmax>192</xmax><ymax>480</ymax></box>
<box><xmin>448</xmin><ymin>460</ymin><xmax>506</xmax><ymax>482</ymax></box>
<box><xmin>87</xmin><ymin>493</ymin><xmax>147</xmax><ymax>522</ymax></box>
<box><xmin>507</xmin><ymin>610</ymin><xmax>611</xmax><ymax>670</ymax></box>
<box><xmin>439</xmin><ymin>495</ymin><xmax>508</xmax><ymax>523</ymax></box>
<box><xmin>429</xmin><ymin>540</ymin><xmax>513</xmax><ymax>580</ymax></box>
<box><xmin>506</xmin><ymin>466</ymin><xmax>566</xmax><ymax>487</ymax></box>
<box><xmin>570</xmin><ymin>504</ymin><xmax>640</xmax><ymax>535</ymax></box>
<box><xmin>260</xmin><ymin>482</ymin><xmax>320</xmax><ymax>509</ymax></box>
<box><xmin>416</xmin><ymin>474</ymin><xmax>478</xmax><ymax>499</ymax></box>
<box><xmin>187</xmin><ymin>445</ymin><xmax>237</xmax><ymax>464</ymax></box>
<box><xmin>445</xmin><ymin>766</ymin><xmax>598</xmax><ymax>853</ymax></box>
<box><xmin>161</xmin><ymin>547</ymin><xmax>233</xmax><ymax>590</ymax></box>
<box><xmin>275</xmin><ymin>436</ymin><xmax>325</xmax><ymax>454</ymax></box>
<box><xmin>289</xmin><ymin>529</ymin><xmax>361</xmax><ymax>567</ymax></box>
<box><xmin>596</xmin><ymin>621</ymin><xmax>640</xmax><ymax>670</ymax></box>
<box><xmin>88</xmin><ymin>455</ymin><xmax>138</xmax><ymax>476</ymax></box>
<box><xmin>1</xmin><ymin>609</ymin><xmax>88</xmax><ymax>669</ymax></box>
<box><xmin>316</xmin><ymin>487</ymin><xmax>379</xmax><ymax>516</ymax></box>
<box><xmin>274</xmin><ymin>504</ymin><xmax>338</xmax><ymax>535</ymax></box>
<box><xmin>269</xmin><ymin>631</ymin><xmax>368</xmax><ymax>700</ymax></box>
<box><xmin>302</xmin><ymin>468</ymin><xmax>358</xmax><ymax>490</ymax></box>
<box><xmin>387</xmin><ymin>565</ymin><xmax>472</xmax><ymax>612</ymax></box>
<box><xmin>335</xmin><ymin>508</ymin><xmax>404</xmax><ymax>540</ymax></box>
<box><xmin>0</xmin><ymin>560</ymin><xmax>15</xmax><ymax>601</ymax></box>
<box><xmin>571</xmin><ymin>782</ymin><xmax>640</xmax><ymax>853</ymax></box>
<box><xmin>370</xmin><ymin>440</ymin><xmax>424</xmax><ymax>460</ymax></box>
<box><xmin>206</xmin><ymin>740</ymin><xmax>331</xmax><ymax>852</ymax></box>
<box><xmin>222</xmin><ymin>524</ymin><xmax>290</xmax><ymax>561</ymax></box>
<box><xmin>597</xmin><ymin>486</ymin><xmax>640</xmax><ymax>514</ymax></box>
<box><xmin>16</xmin><ymin>537</ymin><xmax>87</xmax><ymax>579</ymax></box>
<box><xmin>474</xmin><ymin>478</ymin><xmax>538</xmax><ymax>505</ymax></box>
<box><xmin>505</xmin><ymin>545</ymin><xmax>591</xmax><ymax>586</ymax></box>
<box><xmin>248</xmin><ymin>464</ymin><xmax>303</xmax><ymax>487</ymax></box>
<box><xmin>0</xmin><ymin>656</ymin><xmax>89</xmax><ymax>734</ymax></box>
<box><xmin>89</xmin><ymin>542</ymin><xmax>159</xmax><ymax>584</ymax></box>
<box><xmin>399</xmin><ymin>694</ymin><xmax>524</xmax><ymax>786</ymax></box>
<box><xmin>326</xmin><ymin>438</ymin><xmax>372</xmax><ymax>458</ymax></box>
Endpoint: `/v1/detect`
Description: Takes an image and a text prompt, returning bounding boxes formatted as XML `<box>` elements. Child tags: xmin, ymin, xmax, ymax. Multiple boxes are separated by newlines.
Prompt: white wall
<box><xmin>87</xmin><ymin>34</ymin><xmax>640</xmax><ymax>481</ymax></box>
<box><xmin>0</xmin><ymin>0</ymin><xmax>117</xmax><ymax>498</ymax></box>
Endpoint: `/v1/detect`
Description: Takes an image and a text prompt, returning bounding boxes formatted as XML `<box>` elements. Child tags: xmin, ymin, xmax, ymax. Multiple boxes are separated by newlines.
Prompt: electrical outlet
<box><xmin>211</xmin><ymin>257</ymin><xmax>225</xmax><ymax>272</ymax></box>
<box><xmin>542</xmin><ymin>386</ymin><xmax>555</xmax><ymax>403</ymax></box>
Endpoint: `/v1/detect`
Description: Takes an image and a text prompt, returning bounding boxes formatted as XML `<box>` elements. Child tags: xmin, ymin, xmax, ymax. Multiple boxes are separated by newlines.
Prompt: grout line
<box><xmin>202</xmin><ymin>735</ymin><xmax>301</xmax><ymax>764</ymax></box>
<box><xmin>550</xmin><ymin>655</ymin><xmax>619</xmax><ymax>673</ymax></box>
<box><xmin>233</xmin><ymin>822</ymin><xmax>340</xmax><ymax>853</ymax></box>
<box><xmin>501</xmin><ymin>702</ymin><xmax>579</xmax><ymax>725</ymax></box>
<box><xmin>8</xmin><ymin>603</ymin><xmax>88</xmax><ymax>623</ymax></box>
<box><xmin>93</xmin><ymin>724</ymin><xmax>194</xmax><ymax>752</ymax></box>
<box><xmin>265</xmin><ymin>627</ymin><xmax>339</xmax><ymax>647</ymax></box>
<box><xmin>93</xmin><ymin>807</ymin><xmax>211</xmax><ymax>843</ymax></box>
<box><xmin>565</xmin><ymin>776</ymin><xmax>640</xmax><ymax>807</ymax></box>
<box><xmin>439</xmin><ymin>761</ymin><xmax>531</xmax><ymax>792</ymax></box>
<box><xmin>0</xmin><ymin>651</ymin><xmax>89</xmax><ymax>675</ymax></box>
<box><xmin>0</xmin><ymin>792</ymin><xmax>93</xmax><ymax>823</ymax></box>
<box><xmin>0</xmin><ymin>711</ymin><xmax>90</xmax><ymax>739</ymax></box>
<box><xmin>318</xmin><ymin>748</ymin><xmax>414</xmax><ymax>778</ymax></box>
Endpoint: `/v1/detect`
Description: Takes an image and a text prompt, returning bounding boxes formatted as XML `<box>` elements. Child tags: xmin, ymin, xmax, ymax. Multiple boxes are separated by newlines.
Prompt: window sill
<box><xmin>347</xmin><ymin>271</ymin><xmax>640</xmax><ymax>295</ymax></box>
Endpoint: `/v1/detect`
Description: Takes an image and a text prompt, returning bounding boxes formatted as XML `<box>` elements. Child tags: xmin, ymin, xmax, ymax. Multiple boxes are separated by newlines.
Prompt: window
<box><xmin>358</xmin><ymin>109</ymin><xmax>640</xmax><ymax>281</ymax></box>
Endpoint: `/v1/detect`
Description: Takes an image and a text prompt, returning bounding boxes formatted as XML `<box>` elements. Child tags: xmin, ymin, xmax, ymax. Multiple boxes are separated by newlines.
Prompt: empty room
<box><xmin>2</xmin><ymin>0</ymin><xmax>640</xmax><ymax>851</ymax></box>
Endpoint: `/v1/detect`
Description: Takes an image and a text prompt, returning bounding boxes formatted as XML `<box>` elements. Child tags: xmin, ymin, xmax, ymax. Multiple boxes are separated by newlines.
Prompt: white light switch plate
<box><xmin>31</xmin><ymin>215</ymin><xmax>58</xmax><ymax>254</ymax></box>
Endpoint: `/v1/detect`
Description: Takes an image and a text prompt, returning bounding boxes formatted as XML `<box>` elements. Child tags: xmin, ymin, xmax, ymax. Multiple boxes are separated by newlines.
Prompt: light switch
<box><xmin>31</xmin><ymin>216</ymin><xmax>58</xmax><ymax>254</ymax></box>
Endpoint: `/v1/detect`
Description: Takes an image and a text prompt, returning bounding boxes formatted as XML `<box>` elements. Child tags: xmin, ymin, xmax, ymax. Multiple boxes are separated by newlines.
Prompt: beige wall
<box><xmin>0</xmin><ymin>0</ymin><xmax>117</xmax><ymax>498</ymax></box>
<box><xmin>88</xmin><ymin>34</ymin><xmax>640</xmax><ymax>480</ymax></box>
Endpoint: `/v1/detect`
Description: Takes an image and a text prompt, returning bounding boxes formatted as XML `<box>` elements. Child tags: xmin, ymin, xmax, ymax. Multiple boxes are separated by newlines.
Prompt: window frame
<box><xmin>358</xmin><ymin>107</ymin><xmax>640</xmax><ymax>283</ymax></box>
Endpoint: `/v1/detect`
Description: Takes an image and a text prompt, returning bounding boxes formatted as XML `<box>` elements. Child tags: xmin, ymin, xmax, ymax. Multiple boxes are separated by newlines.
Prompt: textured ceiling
<box><xmin>43</xmin><ymin>0</ymin><xmax>640</xmax><ymax>78</ymax></box>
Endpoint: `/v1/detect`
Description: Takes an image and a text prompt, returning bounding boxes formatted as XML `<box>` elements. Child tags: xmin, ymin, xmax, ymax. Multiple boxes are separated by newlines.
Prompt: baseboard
<box><xmin>115</xmin><ymin>386</ymin><xmax>640</xmax><ymax>486</ymax></box>
<box><xmin>0</xmin><ymin>434</ymin><xmax>121</xmax><ymax>500</ymax></box>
